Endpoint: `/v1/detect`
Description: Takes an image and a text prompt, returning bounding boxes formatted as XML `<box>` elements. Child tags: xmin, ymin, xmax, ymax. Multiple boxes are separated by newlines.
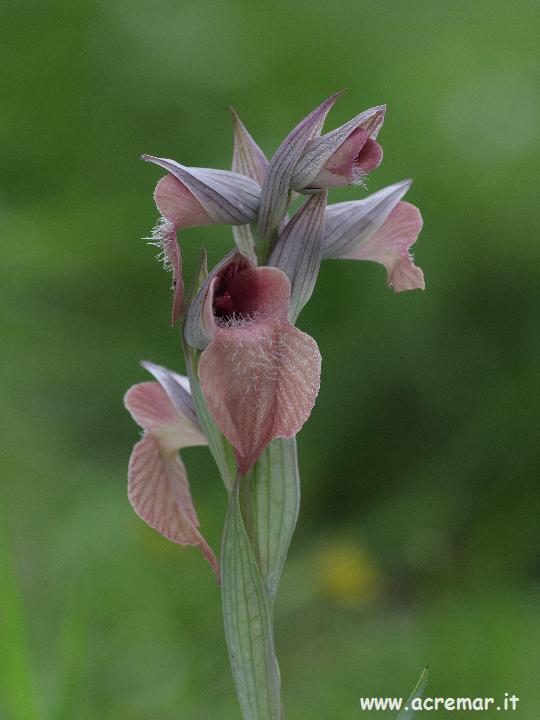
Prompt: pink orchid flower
<box><xmin>142</xmin><ymin>155</ymin><xmax>261</xmax><ymax>324</ymax></box>
<box><xmin>124</xmin><ymin>362</ymin><xmax>219</xmax><ymax>579</ymax></box>
<box><xmin>188</xmin><ymin>252</ymin><xmax>321</xmax><ymax>475</ymax></box>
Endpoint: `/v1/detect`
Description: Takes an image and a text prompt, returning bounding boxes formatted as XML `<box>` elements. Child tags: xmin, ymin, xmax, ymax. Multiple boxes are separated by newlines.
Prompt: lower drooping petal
<box><xmin>198</xmin><ymin>320</ymin><xmax>321</xmax><ymax>475</ymax></box>
<box><xmin>125</xmin><ymin>380</ymin><xmax>219</xmax><ymax>579</ymax></box>
<box><xmin>341</xmin><ymin>201</ymin><xmax>424</xmax><ymax>291</ymax></box>
<box><xmin>128</xmin><ymin>434</ymin><xmax>219</xmax><ymax>577</ymax></box>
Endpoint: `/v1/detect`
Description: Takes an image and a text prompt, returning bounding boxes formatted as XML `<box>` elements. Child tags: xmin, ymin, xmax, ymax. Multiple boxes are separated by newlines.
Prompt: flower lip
<box><xmin>197</xmin><ymin>257</ymin><xmax>321</xmax><ymax>475</ymax></box>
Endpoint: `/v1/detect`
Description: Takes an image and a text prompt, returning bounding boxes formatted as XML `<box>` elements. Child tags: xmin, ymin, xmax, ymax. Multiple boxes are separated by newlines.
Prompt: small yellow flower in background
<box><xmin>316</xmin><ymin>538</ymin><xmax>383</xmax><ymax>607</ymax></box>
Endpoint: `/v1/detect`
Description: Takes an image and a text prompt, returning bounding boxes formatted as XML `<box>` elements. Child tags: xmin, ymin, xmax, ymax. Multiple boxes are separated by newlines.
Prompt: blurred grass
<box><xmin>0</xmin><ymin>514</ymin><xmax>39</xmax><ymax>720</ymax></box>
<box><xmin>1</xmin><ymin>0</ymin><xmax>540</xmax><ymax>717</ymax></box>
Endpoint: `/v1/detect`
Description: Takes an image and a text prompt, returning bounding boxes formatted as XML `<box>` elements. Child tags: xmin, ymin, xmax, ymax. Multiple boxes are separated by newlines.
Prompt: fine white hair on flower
<box><xmin>145</xmin><ymin>216</ymin><xmax>177</xmax><ymax>287</ymax></box>
<box><xmin>350</xmin><ymin>164</ymin><xmax>368</xmax><ymax>188</ymax></box>
<box><xmin>215</xmin><ymin>309</ymin><xmax>263</xmax><ymax>330</ymax></box>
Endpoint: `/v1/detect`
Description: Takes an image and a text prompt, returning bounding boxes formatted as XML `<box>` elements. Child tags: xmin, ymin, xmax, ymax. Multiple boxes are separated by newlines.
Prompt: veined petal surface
<box><xmin>124</xmin><ymin>379</ymin><xmax>219</xmax><ymax>578</ymax></box>
<box><xmin>196</xmin><ymin>257</ymin><xmax>321</xmax><ymax>473</ymax></box>
<box><xmin>143</xmin><ymin>155</ymin><xmax>260</xmax><ymax>225</ymax></box>
<box><xmin>257</xmin><ymin>91</ymin><xmax>342</xmax><ymax>239</ymax></box>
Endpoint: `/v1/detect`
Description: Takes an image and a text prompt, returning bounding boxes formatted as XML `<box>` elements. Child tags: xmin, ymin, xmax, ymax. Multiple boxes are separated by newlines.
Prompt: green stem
<box><xmin>222</xmin><ymin>438</ymin><xmax>301</xmax><ymax>719</ymax></box>
<box><xmin>221</xmin><ymin>480</ymin><xmax>283</xmax><ymax>720</ymax></box>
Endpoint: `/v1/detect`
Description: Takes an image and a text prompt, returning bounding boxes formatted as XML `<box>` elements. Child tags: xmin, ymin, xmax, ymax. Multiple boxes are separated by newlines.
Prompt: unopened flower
<box><xmin>291</xmin><ymin>104</ymin><xmax>385</xmax><ymax>191</ymax></box>
<box><xmin>257</xmin><ymin>93</ymin><xmax>385</xmax><ymax>238</ymax></box>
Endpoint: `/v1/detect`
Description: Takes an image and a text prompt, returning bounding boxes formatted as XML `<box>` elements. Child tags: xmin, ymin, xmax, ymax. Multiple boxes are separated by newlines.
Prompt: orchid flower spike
<box><xmin>185</xmin><ymin>252</ymin><xmax>321</xmax><ymax>475</ymax></box>
<box><xmin>124</xmin><ymin>362</ymin><xmax>219</xmax><ymax>579</ymax></box>
<box><xmin>126</xmin><ymin>93</ymin><xmax>427</xmax><ymax>719</ymax></box>
<box><xmin>131</xmin><ymin>91</ymin><xmax>424</xmax><ymax>542</ymax></box>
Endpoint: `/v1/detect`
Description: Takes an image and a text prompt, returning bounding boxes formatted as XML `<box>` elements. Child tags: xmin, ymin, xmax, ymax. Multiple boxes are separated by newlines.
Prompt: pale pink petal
<box><xmin>198</xmin><ymin>319</ymin><xmax>321</xmax><ymax>475</ymax></box>
<box><xmin>154</xmin><ymin>174</ymin><xmax>214</xmax><ymax>229</ymax></box>
<box><xmin>125</xmin><ymin>381</ymin><xmax>177</xmax><ymax>432</ymax></box>
<box><xmin>129</xmin><ymin>435</ymin><xmax>219</xmax><ymax>579</ymax></box>
<box><xmin>124</xmin><ymin>382</ymin><xmax>218</xmax><ymax>578</ymax></box>
<box><xmin>189</xmin><ymin>257</ymin><xmax>321</xmax><ymax>473</ymax></box>
<box><xmin>342</xmin><ymin>201</ymin><xmax>424</xmax><ymax>291</ymax></box>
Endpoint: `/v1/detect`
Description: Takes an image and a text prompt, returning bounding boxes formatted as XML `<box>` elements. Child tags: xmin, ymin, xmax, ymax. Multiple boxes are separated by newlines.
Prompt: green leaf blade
<box><xmin>396</xmin><ymin>667</ymin><xmax>430</xmax><ymax>720</ymax></box>
<box><xmin>243</xmin><ymin>437</ymin><xmax>300</xmax><ymax>600</ymax></box>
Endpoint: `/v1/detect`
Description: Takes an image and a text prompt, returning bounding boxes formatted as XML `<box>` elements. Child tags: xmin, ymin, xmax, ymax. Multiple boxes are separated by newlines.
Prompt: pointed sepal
<box><xmin>257</xmin><ymin>91</ymin><xmax>342</xmax><ymax>240</ymax></box>
<box><xmin>269</xmin><ymin>191</ymin><xmax>327</xmax><ymax>322</ymax></box>
<box><xmin>143</xmin><ymin>155</ymin><xmax>261</xmax><ymax>226</ymax></box>
<box><xmin>324</xmin><ymin>180</ymin><xmax>424</xmax><ymax>291</ymax></box>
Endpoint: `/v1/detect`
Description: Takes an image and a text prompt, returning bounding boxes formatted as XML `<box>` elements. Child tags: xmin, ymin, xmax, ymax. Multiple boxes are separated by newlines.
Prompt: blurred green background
<box><xmin>2</xmin><ymin>1</ymin><xmax>539</xmax><ymax>718</ymax></box>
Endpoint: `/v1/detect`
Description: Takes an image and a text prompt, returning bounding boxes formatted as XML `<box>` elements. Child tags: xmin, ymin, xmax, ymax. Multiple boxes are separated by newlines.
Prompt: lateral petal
<box><xmin>154</xmin><ymin>174</ymin><xmax>214</xmax><ymax>229</ymax></box>
<box><xmin>140</xmin><ymin>361</ymin><xmax>199</xmax><ymax>427</ymax></box>
<box><xmin>124</xmin><ymin>381</ymin><xmax>206</xmax><ymax>450</ymax></box>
